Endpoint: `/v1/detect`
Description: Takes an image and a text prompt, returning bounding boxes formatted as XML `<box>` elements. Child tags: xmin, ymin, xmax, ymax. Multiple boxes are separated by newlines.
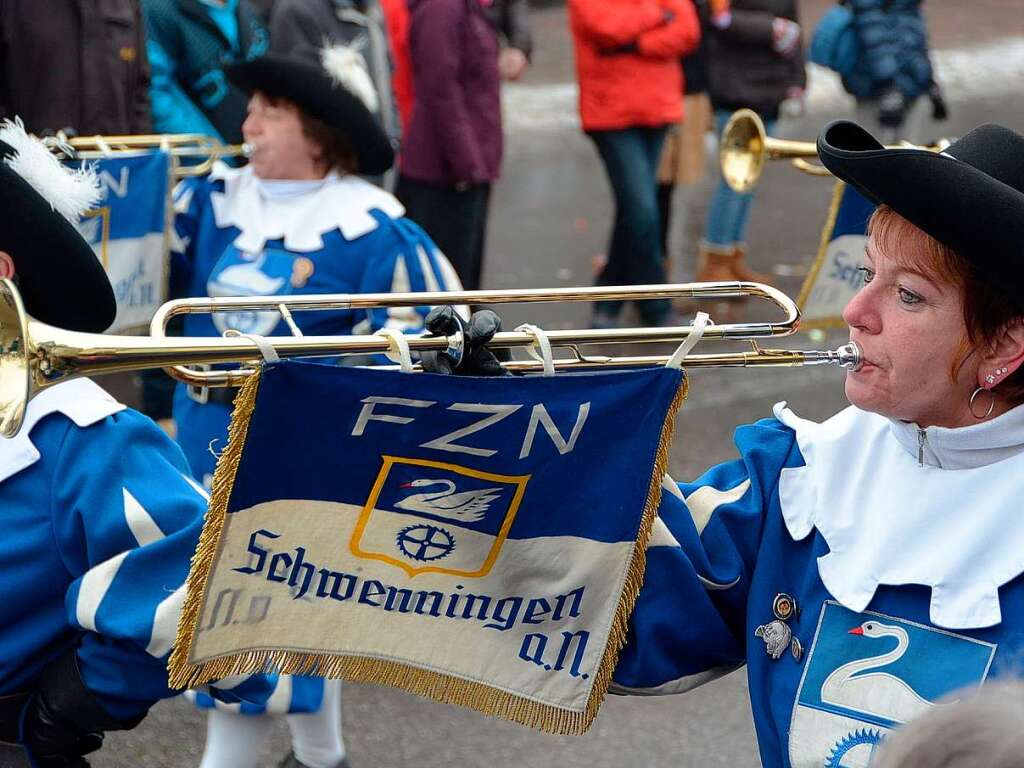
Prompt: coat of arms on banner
<box><xmin>169</xmin><ymin>360</ymin><xmax>686</xmax><ymax>734</ymax></box>
<box><xmin>789</xmin><ymin>602</ymin><xmax>995</xmax><ymax>768</ymax></box>
<box><xmin>352</xmin><ymin>457</ymin><xmax>528</xmax><ymax>577</ymax></box>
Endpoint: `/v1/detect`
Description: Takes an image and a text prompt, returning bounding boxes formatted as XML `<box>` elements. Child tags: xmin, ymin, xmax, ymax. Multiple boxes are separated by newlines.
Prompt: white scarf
<box><xmin>776</xmin><ymin>401</ymin><xmax>1024</xmax><ymax>629</ymax></box>
<box><xmin>208</xmin><ymin>162</ymin><xmax>406</xmax><ymax>253</ymax></box>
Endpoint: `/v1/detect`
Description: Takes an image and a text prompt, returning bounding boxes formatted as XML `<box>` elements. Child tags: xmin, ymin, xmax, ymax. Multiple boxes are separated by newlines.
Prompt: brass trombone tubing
<box><xmin>719</xmin><ymin>108</ymin><xmax>949</xmax><ymax>193</ymax></box>
<box><xmin>150</xmin><ymin>281</ymin><xmax>800</xmax><ymax>386</ymax></box>
<box><xmin>0</xmin><ymin>278</ymin><xmax>861</xmax><ymax>439</ymax></box>
<box><xmin>49</xmin><ymin>133</ymin><xmax>250</xmax><ymax>176</ymax></box>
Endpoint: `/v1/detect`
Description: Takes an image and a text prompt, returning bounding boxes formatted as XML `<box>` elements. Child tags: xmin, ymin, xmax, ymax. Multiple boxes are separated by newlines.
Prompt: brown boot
<box><xmin>696</xmin><ymin>241</ymin><xmax>741</xmax><ymax>283</ymax></box>
<box><xmin>728</xmin><ymin>243</ymin><xmax>774</xmax><ymax>285</ymax></box>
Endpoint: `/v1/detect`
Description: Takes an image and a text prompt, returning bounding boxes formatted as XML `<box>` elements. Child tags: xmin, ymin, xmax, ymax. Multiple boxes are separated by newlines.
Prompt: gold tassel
<box><xmin>168</xmin><ymin>370</ymin><xmax>688</xmax><ymax>736</ymax></box>
<box><xmin>168</xmin><ymin>369</ymin><xmax>264</xmax><ymax>689</ymax></box>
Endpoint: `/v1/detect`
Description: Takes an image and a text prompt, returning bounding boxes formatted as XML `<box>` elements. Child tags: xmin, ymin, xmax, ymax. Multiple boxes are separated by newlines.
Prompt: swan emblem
<box><xmin>209</xmin><ymin>253</ymin><xmax>287</xmax><ymax>296</ymax></box>
<box><xmin>821</xmin><ymin>620</ymin><xmax>953</xmax><ymax>724</ymax></box>
<box><xmin>394</xmin><ymin>478</ymin><xmax>503</xmax><ymax>523</ymax></box>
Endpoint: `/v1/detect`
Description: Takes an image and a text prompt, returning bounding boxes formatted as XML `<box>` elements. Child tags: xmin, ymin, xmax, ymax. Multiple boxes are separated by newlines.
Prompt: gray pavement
<box><xmin>94</xmin><ymin>4</ymin><xmax>1024</xmax><ymax>766</ymax></box>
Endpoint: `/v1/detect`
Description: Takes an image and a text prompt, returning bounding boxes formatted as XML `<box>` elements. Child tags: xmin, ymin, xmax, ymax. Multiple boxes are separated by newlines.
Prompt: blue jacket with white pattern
<box><xmin>0</xmin><ymin>380</ymin><xmax>275</xmax><ymax>722</ymax></box>
<box><xmin>614</xmin><ymin>414</ymin><xmax>1024</xmax><ymax>768</ymax></box>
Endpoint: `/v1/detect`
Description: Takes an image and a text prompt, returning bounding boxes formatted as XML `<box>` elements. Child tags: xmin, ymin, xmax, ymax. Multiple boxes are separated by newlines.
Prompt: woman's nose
<box><xmin>843</xmin><ymin>282</ymin><xmax>879</xmax><ymax>333</ymax></box>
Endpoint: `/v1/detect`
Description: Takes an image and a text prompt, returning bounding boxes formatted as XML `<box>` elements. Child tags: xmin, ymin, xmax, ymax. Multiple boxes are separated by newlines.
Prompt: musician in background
<box><xmin>0</xmin><ymin>120</ymin><xmax>279</xmax><ymax>768</ymax></box>
<box><xmin>169</xmin><ymin>45</ymin><xmax>461</xmax><ymax>768</ymax></box>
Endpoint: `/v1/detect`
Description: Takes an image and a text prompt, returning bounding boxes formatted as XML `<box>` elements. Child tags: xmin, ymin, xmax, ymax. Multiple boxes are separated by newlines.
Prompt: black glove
<box><xmin>599</xmin><ymin>40</ymin><xmax>639</xmax><ymax>56</ymax></box>
<box><xmin>20</xmin><ymin>651</ymin><xmax>144</xmax><ymax>767</ymax></box>
<box><xmin>877</xmin><ymin>87</ymin><xmax>907</xmax><ymax>128</ymax></box>
<box><xmin>420</xmin><ymin>306</ymin><xmax>509</xmax><ymax>376</ymax></box>
<box><xmin>928</xmin><ymin>81</ymin><xmax>949</xmax><ymax>121</ymax></box>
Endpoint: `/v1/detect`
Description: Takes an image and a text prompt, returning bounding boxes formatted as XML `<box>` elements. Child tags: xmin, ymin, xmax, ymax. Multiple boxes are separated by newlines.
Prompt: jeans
<box><xmin>396</xmin><ymin>176</ymin><xmax>491</xmax><ymax>291</ymax></box>
<box><xmin>587</xmin><ymin>125</ymin><xmax>669</xmax><ymax>323</ymax></box>
<box><xmin>704</xmin><ymin>110</ymin><xmax>777</xmax><ymax>248</ymax></box>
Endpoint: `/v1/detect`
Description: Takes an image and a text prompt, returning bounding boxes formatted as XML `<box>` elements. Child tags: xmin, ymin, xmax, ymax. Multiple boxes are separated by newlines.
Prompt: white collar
<box><xmin>888</xmin><ymin>403</ymin><xmax>1024</xmax><ymax>469</ymax></box>
<box><xmin>209</xmin><ymin>162</ymin><xmax>406</xmax><ymax>253</ymax></box>
<box><xmin>0</xmin><ymin>379</ymin><xmax>125</xmax><ymax>483</ymax></box>
<box><xmin>775</xmin><ymin>402</ymin><xmax>1024</xmax><ymax>629</ymax></box>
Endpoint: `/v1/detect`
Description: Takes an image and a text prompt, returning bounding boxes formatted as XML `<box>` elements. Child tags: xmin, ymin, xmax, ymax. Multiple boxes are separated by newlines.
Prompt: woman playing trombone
<box><xmin>168</xmin><ymin>44</ymin><xmax>460</xmax><ymax>768</ymax></box>
<box><xmin>611</xmin><ymin>119</ymin><xmax>1024</xmax><ymax>766</ymax></box>
<box><xmin>452</xmin><ymin>118</ymin><xmax>1024</xmax><ymax>766</ymax></box>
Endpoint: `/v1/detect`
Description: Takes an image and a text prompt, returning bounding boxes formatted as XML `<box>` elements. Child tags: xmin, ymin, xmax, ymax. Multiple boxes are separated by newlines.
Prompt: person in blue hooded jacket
<box><xmin>841</xmin><ymin>0</ymin><xmax>947</xmax><ymax>143</ymax></box>
<box><xmin>612</xmin><ymin>118</ymin><xmax>1024</xmax><ymax>767</ymax></box>
<box><xmin>0</xmin><ymin>120</ymin><xmax>280</xmax><ymax>768</ymax></box>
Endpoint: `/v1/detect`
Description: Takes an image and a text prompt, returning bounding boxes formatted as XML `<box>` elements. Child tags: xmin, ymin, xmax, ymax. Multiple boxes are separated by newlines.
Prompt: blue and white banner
<box><xmin>170</xmin><ymin>360</ymin><xmax>686</xmax><ymax>734</ymax></box>
<box><xmin>71</xmin><ymin>151</ymin><xmax>171</xmax><ymax>332</ymax></box>
<box><xmin>796</xmin><ymin>181</ymin><xmax>877</xmax><ymax>330</ymax></box>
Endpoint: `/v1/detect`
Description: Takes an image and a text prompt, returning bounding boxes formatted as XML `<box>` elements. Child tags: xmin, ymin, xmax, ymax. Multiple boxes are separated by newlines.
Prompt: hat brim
<box><xmin>226</xmin><ymin>55</ymin><xmax>395</xmax><ymax>176</ymax></box>
<box><xmin>816</xmin><ymin>120</ymin><xmax>1024</xmax><ymax>290</ymax></box>
<box><xmin>0</xmin><ymin>162</ymin><xmax>115</xmax><ymax>333</ymax></box>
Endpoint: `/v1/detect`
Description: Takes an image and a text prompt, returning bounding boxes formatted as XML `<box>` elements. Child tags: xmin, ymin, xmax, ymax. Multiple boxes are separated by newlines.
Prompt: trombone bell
<box><xmin>720</xmin><ymin>109</ymin><xmax>821</xmax><ymax>193</ymax></box>
<box><xmin>0</xmin><ymin>279</ymin><xmax>31</xmax><ymax>439</ymax></box>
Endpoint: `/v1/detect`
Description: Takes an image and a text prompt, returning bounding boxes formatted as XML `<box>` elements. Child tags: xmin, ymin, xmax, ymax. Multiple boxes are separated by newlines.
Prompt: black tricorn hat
<box><xmin>817</xmin><ymin>120</ymin><xmax>1024</xmax><ymax>309</ymax></box>
<box><xmin>225</xmin><ymin>48</ymin><xmax>395</xmax><ymax>176</ymax></box>
<box><xmin>0</xmin><ymin>136</ymin><xmax>116</xmax><ymax>333</ymax></box>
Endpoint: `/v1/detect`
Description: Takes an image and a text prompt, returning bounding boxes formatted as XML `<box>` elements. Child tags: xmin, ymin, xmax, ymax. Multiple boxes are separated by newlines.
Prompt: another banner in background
<box><xmin>71</xmin><ymin>151</ymin><xmax>173</xmax><ymax>332</ymax></box>
<box><xmin>169</xmin><ymin>361</ymin><xmax>687</xmax><ymax>734</ymax></box>
<box><xmin>796</xmin><ymin>181</ymin><xmax>876</xmax><ymax>330</ymax></box>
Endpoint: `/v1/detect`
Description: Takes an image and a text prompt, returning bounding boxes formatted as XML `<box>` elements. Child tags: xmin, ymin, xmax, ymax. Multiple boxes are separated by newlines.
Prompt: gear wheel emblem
<box><xmin>395</xmin><ymin>524</ymin><xmax>456</xmax><ymax>562</ymax></box>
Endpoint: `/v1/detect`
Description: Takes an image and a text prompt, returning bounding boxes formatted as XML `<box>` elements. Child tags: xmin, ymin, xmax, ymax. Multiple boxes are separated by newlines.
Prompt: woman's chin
<box><xmin>844</xmin><ymin>376</ymin><xmax>886</xmax><ymax>414</ymax></box>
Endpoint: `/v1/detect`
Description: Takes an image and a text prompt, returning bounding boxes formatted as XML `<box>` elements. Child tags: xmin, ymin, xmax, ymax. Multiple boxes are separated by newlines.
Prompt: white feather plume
<box><xmin>0</xmin><ymin>118</ymin><xmax>101</xmax><ymax>223</ymax></box>
<box><xmin>320</xmin><ymin>44</ymin><xmax>380</xmax><ymax>114</ymax></box>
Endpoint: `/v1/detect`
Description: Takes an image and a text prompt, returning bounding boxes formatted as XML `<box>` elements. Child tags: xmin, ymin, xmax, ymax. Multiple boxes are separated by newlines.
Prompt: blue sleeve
<box><xmin>168</xmin><ymin>176</ymin><xmax>207</xmax><ymax>299</ymax></box>
<box><xmin>612</xmin><ymin>418</ymin><xmax>798</xmax><ymax>694</ymax></box>
<box><xmin>145</xmin><ymin>35</ymin><xmax>224</xmax><ymax>140</ymax></box>
<box><xmin>356</xmin><ymin>215</ymin><xmax>465</xmax><ymax>334</ymax></box>
<box><xmin>52</xmin><ymin>410</ymin><xmax>272</xmax><ymax>718</ymax></box>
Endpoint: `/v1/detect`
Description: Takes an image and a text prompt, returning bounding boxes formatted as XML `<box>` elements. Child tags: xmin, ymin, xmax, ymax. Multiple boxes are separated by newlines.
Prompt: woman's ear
<box><xmin>981</xmin><ymin>318</ymin><xmax>1024</xmax><ymax>387</ymax></box>
<box><xmin>0</xmin><ymin>251</ymin><xmax>15</xmax><ymax>280</ymax></box>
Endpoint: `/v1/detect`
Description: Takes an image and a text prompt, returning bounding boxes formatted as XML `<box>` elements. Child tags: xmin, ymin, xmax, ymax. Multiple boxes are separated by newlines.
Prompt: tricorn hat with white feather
<box><xmin>0</xmin><ymin>120</ymin><xmax>116</xmax><ymax>333</ymax></box>
<box><xmin>225</xmin><ymin>45</ymin><xmax>394</xmax><ymax>176</ymax></box>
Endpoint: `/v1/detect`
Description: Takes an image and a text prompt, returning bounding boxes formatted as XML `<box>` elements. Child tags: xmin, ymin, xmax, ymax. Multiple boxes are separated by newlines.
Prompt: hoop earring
<box><xmin>969</xmin><ymin>386</ymin><xmax>996</xmax><ymax>420</ymax></box>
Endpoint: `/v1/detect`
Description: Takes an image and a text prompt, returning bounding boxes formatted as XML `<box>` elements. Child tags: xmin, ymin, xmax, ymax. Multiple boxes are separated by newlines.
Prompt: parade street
<box><xmin>96</xmin><ymin>2</ymin><xmax>1024</xmax><ymax>765</ymax></box>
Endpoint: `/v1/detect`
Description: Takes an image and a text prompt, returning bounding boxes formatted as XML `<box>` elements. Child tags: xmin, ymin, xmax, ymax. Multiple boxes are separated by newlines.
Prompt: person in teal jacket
<box><xmin>142</xmin><ymin>0</ymin><xmax>269</xmax><ymax>143</ymax></box>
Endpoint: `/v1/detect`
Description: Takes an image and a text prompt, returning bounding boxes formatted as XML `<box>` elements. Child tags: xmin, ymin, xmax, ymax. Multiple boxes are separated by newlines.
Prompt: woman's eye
<box><xmin>857</xmin><ymin>266</ymin><xmax>874</xmax><ymax>284</ymax></box>
<box><xmin>898</xmin><ymin>287</ymin><xmax>923</xmax><ymax>305</ymax></box>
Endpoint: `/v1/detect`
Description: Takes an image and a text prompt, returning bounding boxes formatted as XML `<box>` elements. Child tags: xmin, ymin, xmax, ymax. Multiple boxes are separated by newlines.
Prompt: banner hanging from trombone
<box><xmin>795</xmin><ymin>181</ymin><xmax>876</xmax><ymax>330</ymax></box>
<box><xmin>170</xmin><ymin>360</ymin><xmax>686</xmax><ymax>734</ymax></box>
<box><xmin>68</xmin><ymin>150</ymin><xmax>173</xmax><ymax>332</ymax></box>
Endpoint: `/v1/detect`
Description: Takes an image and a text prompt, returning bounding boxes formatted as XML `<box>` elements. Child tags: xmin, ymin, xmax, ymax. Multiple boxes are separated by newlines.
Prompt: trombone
<box><xmin>46</xmin><ymin>133</ymin><xmax>251</xmax><ymax>177</ymax></box>
<box><xmin>0</xmin><ymin>278</ymin><xmax>861</xmax><ymax>438</ymax></box>
<box><xmin>719</xmin><ymin>108</ymin><xmax>950</xmax><ymax>193</ymax></box>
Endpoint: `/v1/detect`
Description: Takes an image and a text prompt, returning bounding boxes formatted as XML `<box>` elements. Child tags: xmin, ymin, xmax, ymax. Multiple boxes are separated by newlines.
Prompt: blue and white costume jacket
<box><xmin>615</xmin><ymin>401</ymin><xmax>1024</xmax><ymax>768</ymax></box>
<box><xmin>172</xmin><ymin>163</ymin><xmax>459</xmax><ymax>715</ymax></box>
<box><xmin>0</xmin><ymin>379</ymin><xmax>276</xmax><ymax>723</ymax></box>
<box><xmin>170</xmin><ymin>162</ymin><xmax>462</xmax><ymax>487</ymax></box>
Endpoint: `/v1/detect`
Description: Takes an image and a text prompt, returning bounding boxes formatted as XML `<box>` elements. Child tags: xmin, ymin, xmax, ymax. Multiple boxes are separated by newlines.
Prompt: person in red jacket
<box><xmin>569</xmin><ymin>0</ymin><xmax>700</xmax><ymax>328</ymax></box>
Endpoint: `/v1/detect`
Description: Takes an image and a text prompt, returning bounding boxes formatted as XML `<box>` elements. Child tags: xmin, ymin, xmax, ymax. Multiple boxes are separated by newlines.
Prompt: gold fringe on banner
<box><xmin>168</xmin><ymin>368</ymin><xmax>688</xmax><ymax>736</ymax></box>
<box><xmin>168</xmin><ymin>367</ymin><xmax>264</xmax><ymax>688</ymax></box>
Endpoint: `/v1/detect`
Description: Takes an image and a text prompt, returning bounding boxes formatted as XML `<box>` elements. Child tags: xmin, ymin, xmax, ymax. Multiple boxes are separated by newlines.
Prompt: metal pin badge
<box><xmin>754</xmin><ymin>621</ymin><xmax>803</xmax><ymax>661</ymax></box>
<box><xmin>772</xmin><ymin>592</ymin><xmax>797</xmax><ymax>622</ymax></box>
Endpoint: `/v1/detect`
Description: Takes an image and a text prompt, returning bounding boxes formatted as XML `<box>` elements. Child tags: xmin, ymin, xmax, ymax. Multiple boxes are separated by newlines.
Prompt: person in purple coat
<box><xmin>395</xmin><ymin>0</ymin><xmax>502</xmax><ymax>291</ymax></box>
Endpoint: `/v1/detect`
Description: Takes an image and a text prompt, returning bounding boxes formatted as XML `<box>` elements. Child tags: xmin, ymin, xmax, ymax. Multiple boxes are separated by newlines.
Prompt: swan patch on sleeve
<box><xmin>788</xmin><ymin>601</ymin><xmax>996</xmax><ymax>768</ymax></box>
